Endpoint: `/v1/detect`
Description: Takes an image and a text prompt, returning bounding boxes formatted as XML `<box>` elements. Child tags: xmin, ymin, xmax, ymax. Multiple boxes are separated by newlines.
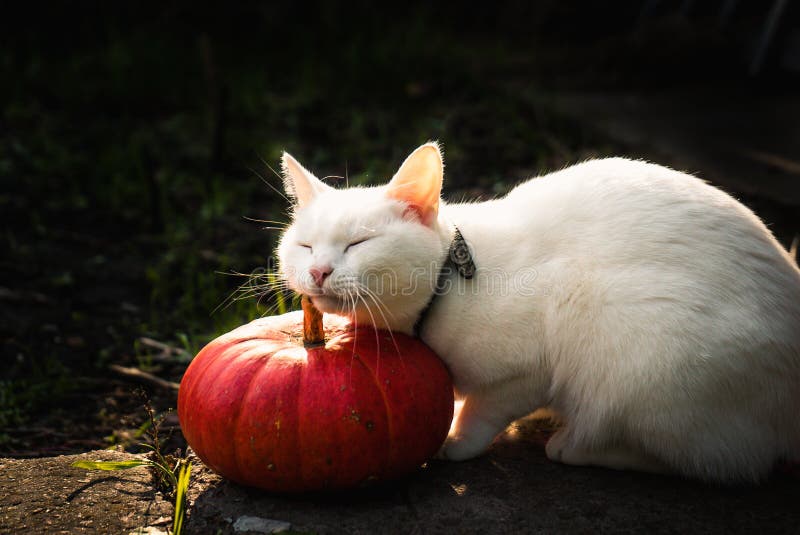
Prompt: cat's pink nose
<box><xmin>309</xmin><ymin>265</ymin><xmax>333</xmax><ymax>287</ymax></box>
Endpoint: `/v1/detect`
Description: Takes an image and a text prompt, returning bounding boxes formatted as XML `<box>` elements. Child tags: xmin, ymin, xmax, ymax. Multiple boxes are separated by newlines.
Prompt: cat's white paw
<box><xmin>436</xmin><ymin>435</ymin><xmax>489</xmax><ymax>461</ymax></box>
<box><xmin>545</xmin><ymin>428</ymin><xmax>570</xmax><ymax>463</ymax></box>
<box><xmin>546</xmin><ymin>428</ymin><xmax>667</xmax><ymax>473</ymax></box>
<box><xmin>545</xmin><ymin>427</ymin><xmax>594</xmax><ymax>465</ymax></box>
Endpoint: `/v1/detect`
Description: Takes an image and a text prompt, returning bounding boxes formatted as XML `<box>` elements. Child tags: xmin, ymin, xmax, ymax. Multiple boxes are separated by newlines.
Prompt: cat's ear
<box><xmin>281</xmin><ymin>152</ymin><xmax>333</xmax><ymax>208</ymax></box>
<box><xmin>386</xmin><ymin>142</ymin><xmax>443</xmax><ymax>226</ymax></box>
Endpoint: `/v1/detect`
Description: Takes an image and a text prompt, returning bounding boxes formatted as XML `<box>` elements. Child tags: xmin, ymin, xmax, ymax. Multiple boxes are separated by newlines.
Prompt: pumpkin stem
<box><xmin>301</xmin><ymin>295</ymin><xmax>325</xmax><ymax>348</ymax></box>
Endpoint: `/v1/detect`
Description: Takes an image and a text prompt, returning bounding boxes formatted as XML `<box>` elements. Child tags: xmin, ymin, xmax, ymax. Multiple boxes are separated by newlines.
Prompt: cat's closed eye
<box><xmin>298</xmin><ymin>243</ymin><xmax>312</xmax><ymax>252</ymax></box>
<box><xmin>345</xmin><ymin>238</ymin><xmax>370</xmax><ymax>252</ymax></box>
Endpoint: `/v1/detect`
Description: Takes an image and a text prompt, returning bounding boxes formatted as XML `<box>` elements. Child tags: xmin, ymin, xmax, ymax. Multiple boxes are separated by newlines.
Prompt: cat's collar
<box><xmin>413</xmin><ymin>226</ymin><xmax>476</xmax><ymax>336</ymax></box>
<box><xmin>448</xmin><ymin>228</ymin><xmax>477</xmax><ymax>279</ymax></box>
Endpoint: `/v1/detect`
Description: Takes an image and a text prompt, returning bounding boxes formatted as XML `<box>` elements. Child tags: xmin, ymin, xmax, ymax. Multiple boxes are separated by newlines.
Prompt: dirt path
<box><xmin>4</xmin><ymin>418</ymin><xmax>800</xmax><ymax>534</ymax></box>
<box><xmin>0</xmin><ymin>450</ymin><xmax>172</xmax><ymax>534</ymax></box>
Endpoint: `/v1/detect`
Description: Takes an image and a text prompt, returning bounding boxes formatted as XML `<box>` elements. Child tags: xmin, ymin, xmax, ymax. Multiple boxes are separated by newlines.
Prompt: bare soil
<box><xmin>0</xmin><ymin>450</ymin><xmax>172</xmax><ymax>534</ymax></box>
<box><xmin>3</xmin><ymin>417</ymin><xmax>800</xmax><ymax>534</ymax></box>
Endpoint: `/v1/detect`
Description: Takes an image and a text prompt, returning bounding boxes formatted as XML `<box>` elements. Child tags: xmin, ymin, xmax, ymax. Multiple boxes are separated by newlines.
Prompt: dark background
<box><xmin>2</xmin><ymin>1</ymin><xmax>799</xmax><ymax>456</ymax></box>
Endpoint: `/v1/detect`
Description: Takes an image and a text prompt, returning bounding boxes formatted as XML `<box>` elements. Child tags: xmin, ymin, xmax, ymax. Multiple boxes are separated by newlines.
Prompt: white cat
<box><xmin>277</xmin><ymin>142</ymin><xmax>800</xmax><ymax>483</ymax></box>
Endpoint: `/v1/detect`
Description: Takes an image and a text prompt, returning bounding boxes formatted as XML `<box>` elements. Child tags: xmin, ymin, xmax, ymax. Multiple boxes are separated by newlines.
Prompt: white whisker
<box><xmin>212</xmin><ymin>269</ymin><xmax>290</xmax><ymax>316</ymax></box>
<box><xmin>242</xmin><ymin>216</ymin><xmax>289</xmax><ymax>227</ymax></box>
<box><xmin>355</xmin><ymin>290</ymin><xmax>383</xmax><ymax>369</ymax></box>
<box><xmin>249</xmin><ymin>163</ymin><xmax>292</xmax><ymax>205</ymax></box>
<box><xmin>357</xmin><ymin>284</ymin><xmax>403</xmax><ymax>361</ymax></box>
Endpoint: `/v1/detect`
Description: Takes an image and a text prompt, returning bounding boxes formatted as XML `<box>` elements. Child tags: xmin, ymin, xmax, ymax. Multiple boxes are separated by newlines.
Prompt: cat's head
<box><xmin>277</xmin><ymin>143</ymin><xmax>447</xmax><ymax>333</ymax></box>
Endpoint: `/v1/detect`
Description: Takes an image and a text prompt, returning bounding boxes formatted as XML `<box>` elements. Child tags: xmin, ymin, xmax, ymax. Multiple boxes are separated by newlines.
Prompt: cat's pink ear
<box><xmin>281</xmin><ymin>152</ymin><xmax>333</xmax><ymax>208</ymax></box>
<box><xmin>386</xmin><ymin>142</ymin><xmax>443</xmax><ymax>226</ymax></box>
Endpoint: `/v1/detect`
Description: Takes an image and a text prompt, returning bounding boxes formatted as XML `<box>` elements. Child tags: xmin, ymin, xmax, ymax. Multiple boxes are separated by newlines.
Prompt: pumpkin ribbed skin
<box><xmin>178</xmin><ymin>311</ymin><xmax>453</xmax><ymax>492</ymax></box>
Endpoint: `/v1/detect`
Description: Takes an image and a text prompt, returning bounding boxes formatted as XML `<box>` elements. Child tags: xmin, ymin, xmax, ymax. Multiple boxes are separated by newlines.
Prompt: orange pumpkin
<box><xmin>178</xmin><ymin>297</ymin><xmax>454</xmax><ymax>492</ymax></box>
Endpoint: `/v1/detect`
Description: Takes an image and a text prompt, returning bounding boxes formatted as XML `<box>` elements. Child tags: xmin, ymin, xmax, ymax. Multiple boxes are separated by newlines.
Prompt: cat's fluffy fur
<box><xmin>278</xmin><ymin>142</ymin><xmax>800</xmax><ymax>483</ymax></box>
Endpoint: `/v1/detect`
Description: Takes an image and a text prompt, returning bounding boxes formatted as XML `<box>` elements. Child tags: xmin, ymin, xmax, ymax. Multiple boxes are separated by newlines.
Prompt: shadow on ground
<box><xmin>2</xmin><ymin>415</ymin><xmax>799</xmax><ymax>534</ymax></box>
<box><xmin>185</xmin><ymin>417</ymin><xmax>800</xmax><ymax>534</ymax></box>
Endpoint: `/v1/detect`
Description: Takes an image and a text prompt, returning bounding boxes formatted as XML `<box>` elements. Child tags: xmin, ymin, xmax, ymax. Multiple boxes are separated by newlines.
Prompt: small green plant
<box><xmin>72</xmin><ymin>396</ymin><xmax>191</xmax><ymax>534</ymax></box>
<box><xmin>172</xmin><ymin>459</ymin><xmax>192</xmax><ymax>535</ymax></box>
<box><xmin>72</xmin><ymin>457</ymin><xmax>192</xmax><ymax>535</ymax></box>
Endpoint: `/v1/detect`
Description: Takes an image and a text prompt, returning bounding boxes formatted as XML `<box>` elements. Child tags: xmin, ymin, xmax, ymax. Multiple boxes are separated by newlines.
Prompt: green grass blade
<box><xmin>267</xmin><ymin>272</ymin><xmax>287</xmax><ymax>315</ymax></box>
<box><xmin>134</xmin><ymin>418</ymin><xmax>153</xmax><ymax>438</ymax></box>
<box><xmin>290</xmin><ymin>292</ymin><xmax>302</xmax><ymax>312</ymax></box>
<box><xmin>172</xmin><ymin>461</ymin><xmax>192</xmax><ymax>535</ymax></box>
<box><xmin>72</xmin><ymin>459</ymin><xmax>152</xmax><ymax>471</ymax></box>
